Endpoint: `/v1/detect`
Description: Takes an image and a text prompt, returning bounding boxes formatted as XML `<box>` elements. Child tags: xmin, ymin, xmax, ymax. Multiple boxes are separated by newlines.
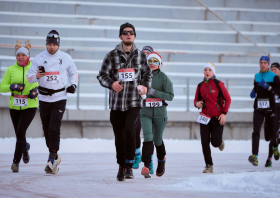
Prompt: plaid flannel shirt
<box><xmin>97</xmin><ymin>43</ymin><xmax>152</xmax><ymax>111</ymax></box>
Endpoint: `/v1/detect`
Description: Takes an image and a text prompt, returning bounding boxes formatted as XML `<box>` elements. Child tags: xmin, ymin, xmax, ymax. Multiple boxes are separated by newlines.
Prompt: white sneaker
<box><xmin>45</xmin><ymin>161</ymin><xmax>53</xmax><ymax>174</ymax></box>
<box><xmin>51</xmin><ymin>154</ymin><xmax>61</xmax><ymax>174</ymax></box>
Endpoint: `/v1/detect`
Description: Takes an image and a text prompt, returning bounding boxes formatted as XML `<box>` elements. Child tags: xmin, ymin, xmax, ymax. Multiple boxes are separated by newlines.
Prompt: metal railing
<box><xmin>195</xmin><ymin>0</ymin><xmax>270</xmax><ymax>56</ymax></box>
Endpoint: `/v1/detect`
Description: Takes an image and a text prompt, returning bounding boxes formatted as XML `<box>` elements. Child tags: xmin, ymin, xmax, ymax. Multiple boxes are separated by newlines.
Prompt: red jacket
<box><xmin>194</xmin><ymin>79</ymin><xmax>231</xmax><ymax>117</ymax></box>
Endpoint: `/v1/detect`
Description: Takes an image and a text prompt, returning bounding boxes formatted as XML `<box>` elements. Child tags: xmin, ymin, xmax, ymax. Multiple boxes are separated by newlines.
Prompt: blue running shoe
<box><xmin>132</xmin><ymin>155</ymin><xmax>141</xmax><ymax>169</ymax></box>
<box><xmin>149</xmin><ymin>161</ymin><xmax>154</xmax><ymax>174</ymax></box>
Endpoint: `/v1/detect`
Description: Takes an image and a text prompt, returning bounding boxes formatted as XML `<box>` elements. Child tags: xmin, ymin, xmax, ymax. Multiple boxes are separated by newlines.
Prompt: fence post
<box><xmin>187</xmin><ymin>78</ymin><xmax>189</xmax><ymax>111</ymax></box>
<box><xmin>226</xmin><ymin>79</ymin><xmax>229</xmax><ymax>91</ymax></box>
<box><xmin>105</xmin><ymin>88</ymin><xmax>108</xmax><ymax>110</ymax></box>
<box><xmin>76</xmin><ymin>77</ymin><xmax>80</xmax><ymax>110</ymax></box>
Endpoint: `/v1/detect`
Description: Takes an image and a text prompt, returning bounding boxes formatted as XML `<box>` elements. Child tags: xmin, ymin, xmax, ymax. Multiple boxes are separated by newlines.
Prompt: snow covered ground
<box><xmin>0</xmin><ymin>138</ymin><xmax>279</xmax><ymax>198</ymax></box>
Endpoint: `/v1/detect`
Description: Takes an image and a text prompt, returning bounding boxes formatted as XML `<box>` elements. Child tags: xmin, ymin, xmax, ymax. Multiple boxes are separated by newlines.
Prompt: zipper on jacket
<box><xmin>209</xmin><ymin>86</ymin><xmax>211</xmax><ymax>94</ymax></box>
<box><xmin>215</xmin><ymin>103</ymin><xmax>220</xmax><ymax>111</ymax></box>
<box><xmin>206</xmin><ymin>84</ymin><xmax>209</xmax><ymax>116</ymax></box>
<box><xmin>20</xmin><ymin>67</ymin><xmax>25</xmax><ymax>110</ymax></box>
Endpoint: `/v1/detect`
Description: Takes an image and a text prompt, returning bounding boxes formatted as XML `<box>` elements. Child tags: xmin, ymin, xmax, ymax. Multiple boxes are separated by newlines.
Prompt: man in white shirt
<box><xmin>27</xmin><ymin>30</ymin><xmax>78</xmax><ymax>174</ymax></box>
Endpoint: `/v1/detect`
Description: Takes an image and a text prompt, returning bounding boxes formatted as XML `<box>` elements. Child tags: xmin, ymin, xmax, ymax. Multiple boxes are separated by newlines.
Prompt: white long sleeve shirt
<box><xmin>27</xmin><ymin>49</ymin><xmax>78</xmax><ymax>102</ymax></box>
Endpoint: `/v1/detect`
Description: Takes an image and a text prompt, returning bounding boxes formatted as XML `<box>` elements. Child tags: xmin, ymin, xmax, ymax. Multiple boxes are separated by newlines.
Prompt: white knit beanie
<box><xmin>204</xmin><ymin>62</ymin><xmax>215</xmax><ymax>75</ymax></box>
<box><xmin>16</xmin><ymin>47</ymin><xmax>29</xmax><ymax>57</ymax></box>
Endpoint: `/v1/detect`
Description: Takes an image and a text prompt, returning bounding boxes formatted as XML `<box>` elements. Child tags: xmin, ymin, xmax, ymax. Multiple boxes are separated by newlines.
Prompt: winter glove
<box><xmin>148</xmin><ymin>88</ymin><xmax>155</xmax><ymax>96</ymax></box>
<box><xmin>259</xmin><ymin>79</ymin><xmax>270</xmax><ymax>90</ymax></box>
<box><xmin>67</xmin><ymin>84</ymin><xmax>77</xmax><ymax>94</ymax></box>
<box><xmin>250</xmin><ymin>90</ymin><xmax>256</xmax><ymax>98</ymax></box>
<box><xmin>28</xmin><ymin>87</ymin><xmax>38</xmax><ymax>99</ymax></box>
<box><xmin>10</xmin><ymin>84</ymin><xmax>25</xmax><ymax>92</ymax></box>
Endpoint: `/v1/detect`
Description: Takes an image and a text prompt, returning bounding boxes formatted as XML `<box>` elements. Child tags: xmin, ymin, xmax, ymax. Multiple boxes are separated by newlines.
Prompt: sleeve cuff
<box><xmin>222</xmin><ymin>111</ymin><xmax>227</xmax><ymax>115</ymax></box>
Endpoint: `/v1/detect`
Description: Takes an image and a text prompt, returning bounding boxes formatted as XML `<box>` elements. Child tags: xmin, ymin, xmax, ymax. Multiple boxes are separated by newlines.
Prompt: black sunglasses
<box><xmin>122</xmin><ymin>31</ymin><xmax>135</xmax><ymax>35</ymax></box>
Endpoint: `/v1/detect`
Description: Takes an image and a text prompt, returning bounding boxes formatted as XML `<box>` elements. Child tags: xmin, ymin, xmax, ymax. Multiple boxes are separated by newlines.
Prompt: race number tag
<box><xmin>275</xmin><ymin>95</ymin><xmax>280</xmax><ymax>103</ymax></box>
<box><xmin>118</xmin><ymin>68</ymin><xmax>135</xmax><ymax>82</ymax></box>
<box><xmin>44</xmin><ymin>71</ymin><xmax>59</xmax><ymax>84</ymax></box>
<box><xmin>197</xmin><ymin>113</ymin><xmax>211</xmax><ymax>125</ymax></box>
<box><xmin>257</xmin><ymin>99</ymin><xmax>270</xmax><ymax>109</ymax></box>
<box><xmin>13</xmin><ymin>95</ymin><xmax>28</xmax><ymax>107</ymax></box>
<box><xmin>146</xmin><ymin>98</ymin><xmax>162</xmax><ymax>108</ymax></box>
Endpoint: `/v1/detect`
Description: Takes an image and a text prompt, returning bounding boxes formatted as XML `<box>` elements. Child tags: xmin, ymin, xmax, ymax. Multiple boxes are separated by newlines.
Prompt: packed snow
<box><xmin>0</xmin><ymin>138</ymin><xmax>279</xmax><ymax>198</ymax></box>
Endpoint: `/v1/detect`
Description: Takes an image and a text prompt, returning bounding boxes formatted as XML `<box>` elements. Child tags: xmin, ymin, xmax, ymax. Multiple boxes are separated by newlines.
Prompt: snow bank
<box><xmin>173</xmin><ymin>171</ymin><xmax>280</xmax><ymax>198</ymax></box>
<box><xmin>0</xmin><ymin>138</ymin><xmax>269</xmax><ymax>154</ymax></box>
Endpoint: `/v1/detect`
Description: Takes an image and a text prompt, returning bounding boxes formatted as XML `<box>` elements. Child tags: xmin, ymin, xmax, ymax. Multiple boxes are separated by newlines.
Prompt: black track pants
<box><xmin>110</xmin><ymin>107</ymin><xmax>140</xmax><ymax>165</ymax></box>
<box><xmin>39</xmin><ymin>100</ymin><xmax>66</xmax><ymax>152</ymax></box>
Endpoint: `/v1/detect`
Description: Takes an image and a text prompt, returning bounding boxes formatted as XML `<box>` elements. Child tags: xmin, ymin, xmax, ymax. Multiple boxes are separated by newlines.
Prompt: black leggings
<box><xmin>10</xmin><ymin>108</ymin><xmax>36</xmax><ymax>163</ymax></box>
<box><xmin>200</xmin><ymin>116</ymin><xmax>224</xmax><ymax>166</ymax></box>
<box><xmin>135</xmin><ymin>116</ymin><xmax>141</xmax><ymax>149</ymax></box>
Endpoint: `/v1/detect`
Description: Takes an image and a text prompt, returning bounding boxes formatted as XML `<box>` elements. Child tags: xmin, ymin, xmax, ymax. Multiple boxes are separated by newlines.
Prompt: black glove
<box><xmin>28</xmin><ymin>87</ymin><xmax>38</xmax><ymax>99</ymax></box>
<box><xmin>67</xmin><ymin>84</ymin><xmax>77</xmax><ymax>93</ymax></box>
<box><xmin>10</xmin><ymin>84</ymin><xmax>25</xmax><ymax>92</ymax></box>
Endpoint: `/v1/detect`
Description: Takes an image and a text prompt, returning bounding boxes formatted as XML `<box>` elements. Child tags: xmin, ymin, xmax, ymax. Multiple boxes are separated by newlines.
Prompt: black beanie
<box><xmin>46</xmin><ymin>30</ymin><xmax>60</xmax><ymax>46</ymax></box>
<box><xmin>142</xmin><ymin>46</ymin><xmax>154</xmax><ymax>53</ymax></box>
<box><xmin>119</xmin><ymin>22</ymin><xmax>136</xmax><ymax>37</ymax></box>
<box><xmin>271</xmin><ymin>62</ymin><xmax>280</xmax><ymax>70</ymax></box>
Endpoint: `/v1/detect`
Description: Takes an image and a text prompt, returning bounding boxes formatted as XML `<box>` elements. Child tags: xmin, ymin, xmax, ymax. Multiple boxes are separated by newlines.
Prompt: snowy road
<box><xmin>0</xmin><ymin>139</ymin><xmax>279</xmax><ymax>198</ymax></box>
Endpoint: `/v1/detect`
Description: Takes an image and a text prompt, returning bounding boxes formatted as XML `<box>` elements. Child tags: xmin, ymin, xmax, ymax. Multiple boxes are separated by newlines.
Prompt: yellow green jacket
<box><xmin>0</xmin><ymin>61</ymin><xmax>38</xmax><ymax>110</ymax></box>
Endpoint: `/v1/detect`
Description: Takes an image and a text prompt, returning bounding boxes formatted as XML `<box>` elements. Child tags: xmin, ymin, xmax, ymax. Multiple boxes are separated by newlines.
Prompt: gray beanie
<box><xmin>16</xmin><ymin>47</ymin><xmax>29</xmax><ymax>57</ymax></box>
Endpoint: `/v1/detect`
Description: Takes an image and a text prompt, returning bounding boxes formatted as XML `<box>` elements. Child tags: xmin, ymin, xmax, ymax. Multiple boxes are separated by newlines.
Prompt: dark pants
<box><xmin>10</xmin><ymin>108</ymin><xmax>36</xmax><ymax>163</ymax></box>
<box><xmin>39</xmin><ymin>100</ymin><xmax>66</xmax><ymax>152</ymax></box>
<box><xmin>135</xmin><ymin>116</ymin><xmax>141</xmax><ymax>149</ymax></box>
<box><xmin>200</xmin><ymin>117</ymin><xmax>224</xmax><ymax>166</ymax></box>
<box><xmin>264</xmin><ymin>106</ymin><xmax>280</xmax><ymax>157</ymax></box>
<box><xmin>110</xmin><ymin>107</ymin><xmax>140</xmax><ymax>165</ymax></box>
<box><xmin>252</xmin><ymin>110</ymin><xmax>278</xmax><ymax>156</ymax></box>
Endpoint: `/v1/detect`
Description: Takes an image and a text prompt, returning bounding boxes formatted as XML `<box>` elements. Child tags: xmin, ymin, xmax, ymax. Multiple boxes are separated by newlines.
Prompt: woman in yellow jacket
<box><xmin>0</xmin><ymin>40</ymin><xmax>38</xmax><ymax>172</ymax></box>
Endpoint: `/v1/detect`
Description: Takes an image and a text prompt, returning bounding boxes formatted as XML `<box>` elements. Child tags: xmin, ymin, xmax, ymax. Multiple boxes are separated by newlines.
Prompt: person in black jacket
<box><xmin>249</xmin><ymin>56</ymin><xmax>280</xmax><ymax>167</ymax></box>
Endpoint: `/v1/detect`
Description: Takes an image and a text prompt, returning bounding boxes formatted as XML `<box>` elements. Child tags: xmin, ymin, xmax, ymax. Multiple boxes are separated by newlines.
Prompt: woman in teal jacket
<box><xmin>140</xmin><ymin>52</ymin><xmax>174</xmax><ymax>178</ymax></box>
<box><xmin>0</xmin><ymin>40</ymin><xmax>38</xmax><ymax>172</ymax></box>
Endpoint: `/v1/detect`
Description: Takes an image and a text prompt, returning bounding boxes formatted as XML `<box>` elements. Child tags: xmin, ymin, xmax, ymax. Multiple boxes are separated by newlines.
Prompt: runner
<box><xmin>0</xmin><ymin>40</ymin><xmax>38</xmax><ymax>172</ymax></box>
<box><xmin>26</xmin><ymin>30</ymin><xmax>78</xmax><ymax>174</ymax></box>
<box><xmin>194</xmin><ymin>62</ymin><xmax>231</xmax><ymax>173</ymax></box>
<box><xmin>97</xmin><ymin>22</ymin><xmax>152</xmax><ymax>181</ymax></box>
<box><xmin>132</xmin><ymin>45</ymin><xmax>154</xmax><ymax>173</ymax></box>
<box><xmin>264</xmin><ymin>62</ymin><xmax>280</xmax><ymax>167</ymax></box>
<box><xmin>140</xmin><ymin>52</ymin><xmax>174</xmax><ymax>178</ymax></box>
<box><xmin>249</xmin><ymin>56</ymin><xmax>280</xmax><ymax>167</ymax></box>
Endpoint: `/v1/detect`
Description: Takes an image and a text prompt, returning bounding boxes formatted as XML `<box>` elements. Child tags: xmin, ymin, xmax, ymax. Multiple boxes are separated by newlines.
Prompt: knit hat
<box><xmin>147</xmin><ymin>52</ymin><xmax>165</xmax><ymax>66</ymax></box>
<box><xmin>16</xmin><ymin>47</ymin><xmax>29</xmax><ymax>57</ymax></box>
<box><xmin>204</xmin><ymin>62</ymin><xmax>216</xmax><ymax>75</ymax></box>
<box><xmin>260</xmin><ymin>56</ymin><xmax>270</xmax><ymax>65</ymax></box>
<box><xmin>119</xmin><ymin>22</ymin><xmax>136</xmax><ymax>37</ymax></box>
<box><xmin>46</xmin><ymin>30</ymin><xmax>60</xmax><ymax>46</ymax></box>
<box><xmin>271</xmin><ymin>62</ymin><xmax>280</xmax><ymax>70</ymax></box>
<box><xmin>142</xmin><ymin>46</ymin><xmax>154</xmax><ymax>53</ymax></box>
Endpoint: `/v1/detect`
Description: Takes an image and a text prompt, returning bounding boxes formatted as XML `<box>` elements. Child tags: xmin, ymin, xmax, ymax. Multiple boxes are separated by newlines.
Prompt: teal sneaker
<box><xmin>150</xmin><ymin>161</ymin><xmax>154</xmax><ymax>174</ymax></box>
<box><xmin>132</xmin><ymin>155</ymin><xmax>141</xmax><ymax>169</ymax></box>
<box><xmin>248</xmin><ymin>155</ymin><xmax>258</xmax><ymax>166</ymax></box>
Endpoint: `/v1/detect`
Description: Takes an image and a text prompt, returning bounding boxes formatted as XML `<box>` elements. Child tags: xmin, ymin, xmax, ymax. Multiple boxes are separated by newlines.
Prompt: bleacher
<box><xmin>1</xmin><ymin>0</ymin><xmax>280</xmax><ymax>112</ymax></box>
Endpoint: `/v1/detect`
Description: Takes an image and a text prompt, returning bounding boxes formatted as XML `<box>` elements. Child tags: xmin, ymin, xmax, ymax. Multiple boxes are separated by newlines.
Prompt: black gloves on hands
<box><xmin>28</xmin><ymin>87</ymin><xmax>39</xmax><ymax>99</ymax></box>
<box><xmin>67</xmin><ymin>84</ymin><xmax>77</xmax><ymax>93</ymax></box>
<box><xmin>10</xmin><ymin>84</ymin><xmax>25</xmax><ymax>92</ymax></box>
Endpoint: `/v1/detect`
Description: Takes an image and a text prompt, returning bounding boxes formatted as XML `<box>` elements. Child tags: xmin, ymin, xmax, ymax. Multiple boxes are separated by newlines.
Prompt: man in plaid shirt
<box><xmin>97</xmin><ymin>22</ymin><xmax>152</xmax><ymax>181</ymax></box>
